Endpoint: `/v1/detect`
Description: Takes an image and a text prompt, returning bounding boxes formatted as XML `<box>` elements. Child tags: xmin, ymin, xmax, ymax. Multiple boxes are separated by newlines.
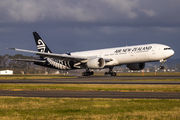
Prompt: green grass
<box><xmin>0</xmin><ymin>97</ymin><xmax>179</xmax><ymax>120</ymax></box>
<box><xmin>0</xmin><ymin>74</ymin><xmax>76</xmax><ymax>80</ymax></box>
<box><xmin>1</xmin><ymin>84</ymin><xmax>180</xmax><ymax>92</ymax></box>
<box><xmin>100</xmin><ymin>79</ymin><xmax>180</xmax><ymax>82</ymax></box>
<box><xmin>0</xmin><ymin>74</ymin><xmax>179</xmax><ymax>119</ymax></box>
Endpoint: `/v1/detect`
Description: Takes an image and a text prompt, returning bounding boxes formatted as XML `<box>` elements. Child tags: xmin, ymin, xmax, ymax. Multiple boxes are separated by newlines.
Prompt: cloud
<box><xmin>140</xmin><ymin>9</ymin><xmax>156</xmax><ymax>17</ymax></box>
<box><xmin>0</xmin><ymin>0</ymin><xmax>45</xmax><ymax>23</ymax></box>
<box><xmin>99</xmin><ymin>0</ymin><xmax>139</xmax><ymax>19</ymax></box>
<box><xmin>154</xmin><ymin>27</ymin><xmax>179</xmax><ymax>33</ymax></box>
<box><xmin>0</xmin><ymin>0</ymin><xmax>180</xmax><ymax>59</ymax></box>
<box><xmin>0</xmin><ymin>0</ymin><xmax>156</xmax><ymax>23</ymax></box>
<box><xmin>0</xmin><ymin>0</ymin><xmax>179</xmax><ymax>28</ymax></box>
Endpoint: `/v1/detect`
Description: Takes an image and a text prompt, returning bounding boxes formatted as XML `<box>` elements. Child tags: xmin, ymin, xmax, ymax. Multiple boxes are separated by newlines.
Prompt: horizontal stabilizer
<box><xmin>11</xmin><ymin>59</ymin><xmax>46</xmax><ymax>63</ymax></box>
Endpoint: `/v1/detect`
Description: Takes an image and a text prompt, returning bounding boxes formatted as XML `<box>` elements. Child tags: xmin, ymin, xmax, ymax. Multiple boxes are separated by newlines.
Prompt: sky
<box><xmin>0</xmin><ymin>0</ymin><xmax>180</xmax><ymax>58</ymax></box>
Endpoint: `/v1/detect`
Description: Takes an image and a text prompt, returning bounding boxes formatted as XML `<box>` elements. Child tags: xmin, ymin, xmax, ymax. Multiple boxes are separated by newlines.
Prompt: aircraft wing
<box><xmin>8</xmin><ymin>48</ymin><xmax>88</xmax><ymax>61</ymax></box>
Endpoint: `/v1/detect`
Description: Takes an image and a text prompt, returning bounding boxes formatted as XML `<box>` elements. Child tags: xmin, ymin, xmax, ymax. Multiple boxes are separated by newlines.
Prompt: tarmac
<box><xmin>0</xmin><ymin>76</ymin><xmax>179</xmax><ymax>84</ymax></box>
<box><xmin>0</xmin><ymin>76</ymin><xmax>180</xmax><ymax>99</ymax></box>
<box><xmin>0</xmin><ymin>91</ymin><xmax>180</xmax><ymax>99</ymax></box>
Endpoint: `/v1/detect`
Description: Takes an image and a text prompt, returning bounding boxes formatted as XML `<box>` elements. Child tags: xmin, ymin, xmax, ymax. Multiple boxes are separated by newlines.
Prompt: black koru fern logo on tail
<box><xmin>37</xmin><ymin>39</ymin><xmax>46</xmax><ymax>52</ymax></box>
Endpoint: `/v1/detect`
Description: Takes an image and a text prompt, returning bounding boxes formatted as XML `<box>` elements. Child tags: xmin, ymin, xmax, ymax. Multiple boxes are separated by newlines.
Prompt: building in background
<box><xmin>0</xmin><ymin>70</ymin><xmax>13</xmax><ymax>75</ymax></box>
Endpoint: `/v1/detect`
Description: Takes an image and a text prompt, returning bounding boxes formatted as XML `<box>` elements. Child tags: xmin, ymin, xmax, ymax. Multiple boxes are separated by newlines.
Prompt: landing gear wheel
<box><xmin>159</xmin><ymin>66</ymin><xmax>164</xmax><ymax>69</ymax></box>
<box><xmin>104</xmin><ymin>67</ymin><xmax>117</xmax><ymax>76</ymax></box>
<box><xmin>104</xmin><ymin>72</ymin><xmax>108</xmax><ymax>76</ymax></box>
<box><xmin>82</xmin><ymin>70</ymin><xmax>94</xmax><ymax>76</ymax></box>
<box><xmin>82</xmin><ymin>72</ymin><xmax>85</xmax><ymax>76</ymax></box>
<box><xmin>112</xmin><ymin>72</ymin><xmax>116</xmax><ymax>76</ymax></box>
<box><xmin>90</xmin><ymin>71</ymin><xmax>94</xmax><ymax>76</ymax></box>
<box><xmin>110</xmin><ymin>72</ymin><xmax>116</xmax><ymax>76</ymax></box>
<box><xmin>104</xmin><ymin>72</ymin><xmax>116</xmax><ymax>76</ymax></box>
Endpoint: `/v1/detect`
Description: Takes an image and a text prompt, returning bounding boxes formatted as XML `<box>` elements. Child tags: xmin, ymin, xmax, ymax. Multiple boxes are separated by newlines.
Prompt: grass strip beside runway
<box><xmin>0</xmin><ymin>84</ymin><xmax>180</xmax><ymax>92</ymax></box>
<box><xmin>0</xmin><ymin>97</ymin><xmax>179</xmax><ymax>120</ymax></box>
<box><xmin>0</xmin><ymin>75</ymin><xmax>76</xmax><ymax>80</ymax></box>
<box><xmin>0</xmin><ymin>72</ymin><xmax>180</xmax><ymax>80</ymax></box>
<box><xmin>104</xmin><ymin>79</ymin><xmax>180</xmax><ymax>81</ymax></box>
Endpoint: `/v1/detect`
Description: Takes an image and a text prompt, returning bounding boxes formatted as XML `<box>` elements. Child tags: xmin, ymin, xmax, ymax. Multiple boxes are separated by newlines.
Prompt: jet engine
<box><xmin>87</xmin><ymin>57</ymin><xmax>105</xmax><ymax>69</ymax></box>
<box><xmin>127</xmin><ymin>63</ymin><xmax>145</xmax><ymax>70</ymax></box>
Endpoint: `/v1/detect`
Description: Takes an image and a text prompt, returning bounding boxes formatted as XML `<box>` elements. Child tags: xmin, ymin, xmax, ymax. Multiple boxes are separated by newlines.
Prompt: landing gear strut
<box><xmin>159</xmin><ymin>59</ymin><xmax>166</xmax><ymax>69</ymax></box>
<box><xmin>82</xmin><ymin>69</ymin><xmax>94</xmax><ymax>76</ymax></box>
<box><xmin>104</xmin><ymin>67</ymin><xmax>116</xmax><ymax>76</ymax></box>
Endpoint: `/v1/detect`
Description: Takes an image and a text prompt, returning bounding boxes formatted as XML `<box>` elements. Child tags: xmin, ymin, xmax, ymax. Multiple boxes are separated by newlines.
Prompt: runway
<box><xmin>0</xmin><ymin>76</ymin><xmax>179</xmax><ymax>84</ymax></box>
<box><xmin>0</xmin><ymin>76</ymin><xmax>179</xmax><ymax>99</ymax></box>
<box><xmin>0</xmin><ymin>91</ymin><xmax>180</xmax><ymax>99</ymax></box>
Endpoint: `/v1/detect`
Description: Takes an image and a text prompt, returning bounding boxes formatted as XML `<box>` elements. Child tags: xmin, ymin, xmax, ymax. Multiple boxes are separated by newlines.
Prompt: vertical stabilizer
<box><xmin>33</xmin><ymin>32</ymin><xmax>52</xmax><ymax>53</ymax></box>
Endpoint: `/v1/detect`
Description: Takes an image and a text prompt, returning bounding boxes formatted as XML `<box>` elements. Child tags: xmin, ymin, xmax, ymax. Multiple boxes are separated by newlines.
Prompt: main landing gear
<box><xmin>82</xmin><ymin>69</ymin><xmax>94</xmax><ymax>76</ymax></box>
<box><xmin>104</xmin><ymin>67</ymin><xmax>116</xmax><ymax>76</ymax></box>
<box><xmin>159</xmin><ymin>59</ymin><xmax>166</xmax><ymax>69</ymax></box>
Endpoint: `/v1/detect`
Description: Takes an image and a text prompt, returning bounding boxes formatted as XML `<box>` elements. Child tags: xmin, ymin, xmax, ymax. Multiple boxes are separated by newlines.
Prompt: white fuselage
<box><xmin>71</xmin><ymin>44</ymin><xmax>174</xmax><ymax>67</ymax></box>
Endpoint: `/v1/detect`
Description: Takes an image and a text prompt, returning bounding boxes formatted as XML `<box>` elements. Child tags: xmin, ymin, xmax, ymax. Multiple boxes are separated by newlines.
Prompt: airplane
<box><xmin>8</xmin><ymin>32</ymin><xmax>174</xmax><ymax>76</ymax></box>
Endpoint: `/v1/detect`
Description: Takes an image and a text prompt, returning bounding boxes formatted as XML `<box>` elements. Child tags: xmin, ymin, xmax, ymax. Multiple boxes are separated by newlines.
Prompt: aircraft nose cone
<box><xmin>166</xmin><ymin>49</ymin><xmax>174</xmax><ymax>58</ymax></box>
<box><xmin>171</xmin><ymin>50</ymin><xmax>175</xmax><ymax>56</ymax></box>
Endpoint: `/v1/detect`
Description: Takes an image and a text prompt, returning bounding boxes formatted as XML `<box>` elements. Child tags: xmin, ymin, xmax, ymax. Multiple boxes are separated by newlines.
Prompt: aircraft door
<box><xmin>129</xmin><ymin>50</ymin><xmax>136</xmax><ymax>62</ymax></box>
<box><xmin>152</xmin><ymin>46</ymin><xmax>156</xmax><ymax>55</ymax></box>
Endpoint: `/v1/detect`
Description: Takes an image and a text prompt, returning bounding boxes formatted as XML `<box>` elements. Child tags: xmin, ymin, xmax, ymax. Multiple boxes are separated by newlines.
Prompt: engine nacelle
<box><xmin>87</xmin><ymin>57</ymin><xmax>105</xmax><ymax>69</ymax></box>
<box><xmin>127</xmin><ymin>63</ymin><xmax>145</xmax><ymax>70</ymax></box>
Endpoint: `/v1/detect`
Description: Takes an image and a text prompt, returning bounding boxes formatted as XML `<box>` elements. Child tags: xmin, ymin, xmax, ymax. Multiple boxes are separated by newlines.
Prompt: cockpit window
<box><xmin>164</xmin><ymin>48</ymin><xmax>172</xmax><ymax>50</ymax></box>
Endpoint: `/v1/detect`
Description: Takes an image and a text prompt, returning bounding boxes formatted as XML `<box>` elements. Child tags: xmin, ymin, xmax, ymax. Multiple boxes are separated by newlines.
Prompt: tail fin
<box><xmin>33</xmin><ymin>32</ymin><xmax>52</xmax><ymax>53</ymax></box>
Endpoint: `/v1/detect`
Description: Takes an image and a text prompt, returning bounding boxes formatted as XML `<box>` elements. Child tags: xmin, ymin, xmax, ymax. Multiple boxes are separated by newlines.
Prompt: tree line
<box><xmin>0</xmin><ymin>54</ymin><xmax>55</xmax><ymax>74</ymax></box>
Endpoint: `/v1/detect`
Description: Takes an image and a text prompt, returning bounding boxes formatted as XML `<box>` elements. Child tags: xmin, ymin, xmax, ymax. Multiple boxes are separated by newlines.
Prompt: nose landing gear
<box><xmin>159</xmin><ymin>59</ymin><xmax>167</xmax><ymax>69</ymax></box>
<box><xmin>159</xmin><ymin>66</ymin><xmax>164</xmax><ymax>69</ymax></box>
